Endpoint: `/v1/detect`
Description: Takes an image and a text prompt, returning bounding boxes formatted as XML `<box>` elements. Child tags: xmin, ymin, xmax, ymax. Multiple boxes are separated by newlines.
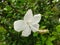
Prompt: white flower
<box><xmin>14</xmin><ymin>9</ymin><xmax>41</xmax><ymax>37</ymax></box>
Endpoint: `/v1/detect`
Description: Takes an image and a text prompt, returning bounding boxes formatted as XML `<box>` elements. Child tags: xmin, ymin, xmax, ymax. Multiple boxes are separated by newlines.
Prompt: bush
<box><xmin>0</xmin><ymin>0</ymin><xmax>60</xmax><ymax>45</ymax></box>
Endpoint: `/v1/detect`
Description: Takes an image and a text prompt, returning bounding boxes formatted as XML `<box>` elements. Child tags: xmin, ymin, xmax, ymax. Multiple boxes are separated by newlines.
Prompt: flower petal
<box><xmin>33</xmin><ymin>14</ymin><xmax>41</xmax><ymax>24</ymax></box>
<box><xmin>32</xmin><ymin>24</ymin><xmax>39</xmax><ymax>29</ymax></box>
<box><xmin>21</xmin><ymin>24</ymin><xmax>31</xmax><ymax>37</ymax></box>
<box><xmin>24</xmin><ymin>9</ymin><xmax>34</xmax><ymax>22</ymax></box>
<box><xmin>30</xmin><ymin>24</ymin><xmax>39</xmax><ymax>32</ymax></box>
<box><xmin>14</xmin><ymin>20</ymin><xmax>24</xmax><ymax>32</ymax></box>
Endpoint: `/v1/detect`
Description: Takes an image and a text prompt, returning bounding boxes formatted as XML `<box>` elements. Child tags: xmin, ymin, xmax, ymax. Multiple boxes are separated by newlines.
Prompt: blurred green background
<box><xmin>0</xmin><ymin>0</ymin><xmax>60</xmax><ymax>45</ymax></box>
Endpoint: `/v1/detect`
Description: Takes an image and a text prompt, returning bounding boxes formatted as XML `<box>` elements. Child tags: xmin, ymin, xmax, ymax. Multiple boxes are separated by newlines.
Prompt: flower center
<box><xmin>27</xmin><ymin>20</ymin><xmax>32</xmax><ymax>25</ymax></box>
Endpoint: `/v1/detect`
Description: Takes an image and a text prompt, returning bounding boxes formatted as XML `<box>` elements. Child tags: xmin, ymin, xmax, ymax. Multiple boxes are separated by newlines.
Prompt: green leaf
<box><xmin>0</xmin><ymin>26</ymin><xmax>6</xmax><ymax>33</ymax></box>
<box><xmin>12</xmin><ymin>0</ymin><xmax>15</xmax><ymax>2</ymax></box>
<box><xmin>56</xmin><ymin>25</ymin><xmax>60</xmax><ymax>32</ymax></box>
<box><xmin>48</xmin><ymin>36</ymin><xmax>56</xmax><ymax>41</ymax></box>
<box><xmin>46</xmin><ymin>41</ymin><xmax>53</xmax><ymax>45</ymax></box>
<box><xmin>40</xmin><ymin>26</ymin><xmax>46</xmax><ymax>29</ymax></box>
<box><xmin>33</xmin><ymin>32</ymin><xmax>38</xmax><ymax>37</ymax></box>
<box><xmin>4</xmin><ymin>6</ymin><xmax>12</xmax><ymax>11</ymax></box>
<box><xmin>0</xmin><ymin>42</ymin><xmax>6</xmax><ymax>45</ymax></box>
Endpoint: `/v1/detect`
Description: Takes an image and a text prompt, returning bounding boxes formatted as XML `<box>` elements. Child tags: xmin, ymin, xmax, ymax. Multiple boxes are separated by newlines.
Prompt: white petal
<box><xmin>14</xmin><ymin>20</ymin><xmax>24</xmax><ymax>32</ymax></box>
<box><xmin>24</xmin><ymin>9</ymin><xmax>34</xmax><ymax>22</ymax></box>
<box><xmin>30</xmin><ymin>24</ymin><xmax>39</xmax><ymax>32</ymax></box>
<box><xmin>33</xmin><ymin>14</ymin><xmax>41</xmax><ymax>24</ymax></box>
<box><xmin>32</xmin><ymin>24</ymin><xmax>39</xmax><ymax>29</ymax></box>
<box><xmin>21</xmin><ymin>24</ymin><xmax>31</xmax><ymax>37</ymax></box>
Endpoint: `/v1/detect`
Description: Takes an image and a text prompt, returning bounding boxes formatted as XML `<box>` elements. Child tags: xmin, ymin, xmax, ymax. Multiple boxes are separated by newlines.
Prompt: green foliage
<box><xmin>56</xmin><ymin>25</ymin><xmax>60</xmax><ymax>32</ymax></box>
<box><xmin>0</xmin><ymin>0</ymin><xmax>60</xmax><ymax>45</ymax></box>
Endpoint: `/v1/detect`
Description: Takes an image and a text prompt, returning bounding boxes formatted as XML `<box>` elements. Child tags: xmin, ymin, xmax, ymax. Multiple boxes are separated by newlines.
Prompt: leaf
<box><xmin>33</xmin><ymin>32</ymin><xmax>38</xmax><ymax>37</ymax></box>
<box><xmin>56</xmin><ymin>25</ymin><xmax>60</xmax><ymax>32</ymax></box>
<box><xmin>0</xmin><ymin>26</ymin><xmax>6</xmax><ymax>33</ymax></box>
<box><xmin>0</xmin><ymin>42</ymin><xmax>6</xmax><ymax>45</ymax></box>
<box><xmin>4</xmin><ymin>6</ymin><xmax>12</xmax><ymax>11</ymax></box>
<box><xmin>0</xmin><ymin>27</ymin><xmax>6</xmax><ymax>41</ymax></box>
<box><xmin>48</xmin><ymin>36</ymin><xmax>56</xmax><ymax>41</ymax></box>
<box><xmin>40</xmin><ymin>26</ymin><xmax>46</xmax><ymax>29</ymax></box>
<box><xmin>12</xmin><ymin>0</ymin><xmax>15</xmax><ymax>2</ymax></box>
<box><xmin>46</xmin><ymin>41</ymin><xmax>53</xmax><ymax>45</ymax></box>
